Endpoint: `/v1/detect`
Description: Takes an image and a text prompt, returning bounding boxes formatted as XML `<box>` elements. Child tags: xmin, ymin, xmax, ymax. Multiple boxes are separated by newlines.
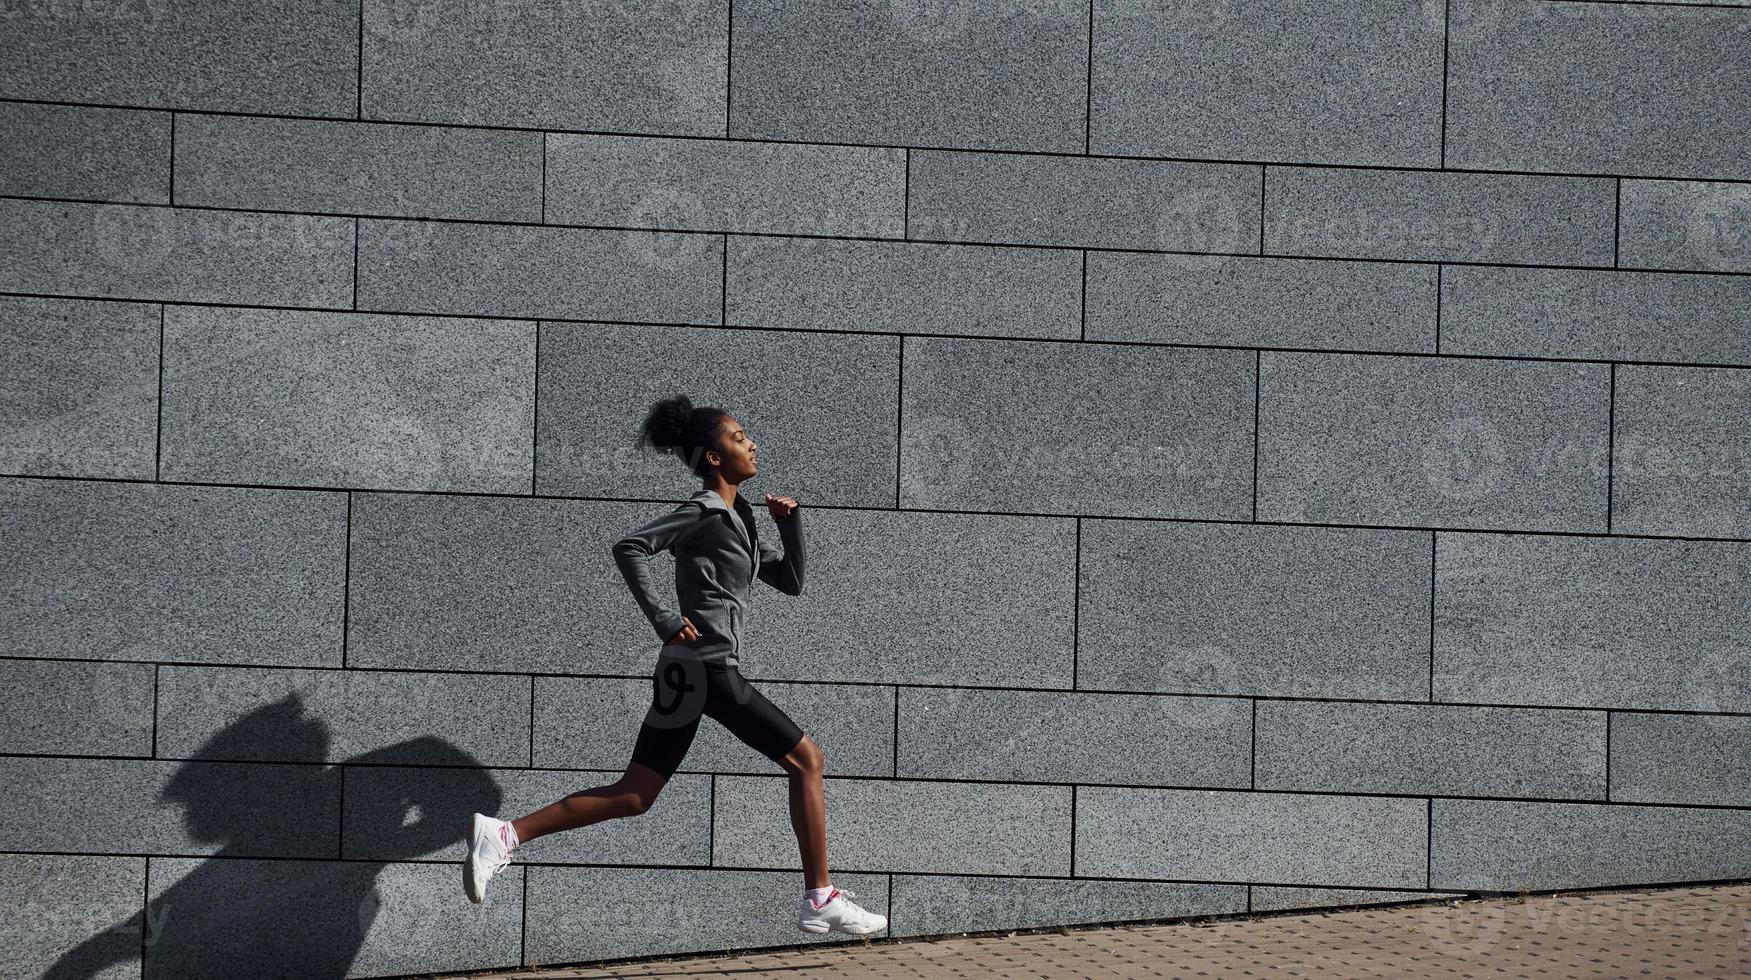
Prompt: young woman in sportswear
<box><xmin>463</xmin><ymin>394</ymin><xmax>887</xmax><ymax>937</ymax></box>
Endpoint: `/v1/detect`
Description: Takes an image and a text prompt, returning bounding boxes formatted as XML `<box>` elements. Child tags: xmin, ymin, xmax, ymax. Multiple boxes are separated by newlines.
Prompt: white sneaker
<box><xmin>798</xmin><ymin>886</ymin><xmax>887</xmax><ymax>935</ymax></box>
<box><xmin>464</xmin><ymin>812</ymin><xmax>514</xmax><ymax>904</ymax></box>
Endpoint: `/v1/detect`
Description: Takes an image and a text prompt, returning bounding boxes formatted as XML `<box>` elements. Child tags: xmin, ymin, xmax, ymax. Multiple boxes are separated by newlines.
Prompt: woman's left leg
<box><xmin>778</xmin><ymin>735</ymin><xmax>827</xmax><ymax>889</ymax></box>
<box><xmin>703</xmin><ymin>666</ymin><xmax>826</xmax><ymax>888</ymax></box>
<box><xmin>707</xmin><ymin>666</ymin><xmax>888</xmax><ymax>934</ymax></box>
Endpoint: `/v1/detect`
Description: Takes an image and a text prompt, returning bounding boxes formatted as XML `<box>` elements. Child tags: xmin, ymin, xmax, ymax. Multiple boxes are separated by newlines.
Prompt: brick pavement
<box><xmin>429</xmin><ymin>881</ymin><xmax>1749</xmax><ymax>979</ymax></box>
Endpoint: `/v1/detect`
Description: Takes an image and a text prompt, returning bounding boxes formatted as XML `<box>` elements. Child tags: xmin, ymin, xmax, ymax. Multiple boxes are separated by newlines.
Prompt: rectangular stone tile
<box><xmin>146</xmin><ymin>856</ymin><xmax>520</xmax><ymax>979</ymax></box>
<box><xmin>1257</xmin><ymin>351</ymin><xmax>1611</xmax><ymax>532</ymax></box>
<box><xmin>1611</xmin><ymin>712</ymin><xmax>1751</xmax><ymax>808</ymax></box>
<box><xmin>348</xmin><ymin>492</ymin><xmax>665</xmax><ymax>674</ymax></box>
<box><xmin>174</xmin><ymin>114</ymin><xmax>543</xmax><ymax>222</ymax></box>
<box><xmin>1264</xmin><ymin>166</ymin><xmax>1616</xmax><ymax>265</ymax></box>
<box><xmin>156</xmin><ymin>666</ymin><xmax>529</xmax><ymax>767</ymax></box>
<box><xmin>2</xmin><ymin>659</ymin><xmax>155</xmax><ymax>757</ymax></box>
<box><xmin>545</xmin><ymin>133</ymin><xmax>905</xmax><ymax>238</ymax></box>
<box><xmin>347</xmin><ymin>861</ymin><xmax>522</xmax><ymax>979</ymax></box>
<box><xmin>0</xmin><ymin>0</ymin><xmax>358</xmax><ymax>115</ymax></box>
<box><xmin>1255</xmin><ymin>701</ymin><xmax>1606</xmax><ymax>800</ymax></box>
<box><xmin>1092</xmin><ymin>0</ymin><xmax>1444</xmax><ymax>167</ymax></box>
<box><xmin>749</xmin><ymin>508</ymin><xmax>1078</xmax><ymax>688</ymax></box>
<box><xmin>533</xmin><ymin>321</ymin><xmax>898</xmax><ymax>505</ymax></box>
<box><xmin>725</xmin><ymin>236</ymin><xmax>1081</xmax><ymax>339</ymax></box>
<box><xmin>158</xmin><ymin>306</ymin><xmax>536</xmax><ymax>493</ymax></box>
<box><xmin>0</xmin><ymin>198</ymin><xmax>354</xmax><ymax>307</ymax></box>
<box><xmin>528</xmin><ymin>866</ymin><xmax>888</xmax><ymax>962</ymax></box>
<box><xmin>535</xmin><ymin>675</ymin><xmax>892</xmax><ymax>777</ymax></box>
<box><xmin>1076</xmin><ymin>786</ymin><xmax>1428</xmax><ymax>888</ymax></box>
<box><xmin>356</xmin><ymin>218</ymin><xmax>720</xmax><ymax>323</ymax></box>
<box><xmin>362</xmin><ymin>0</ymin><xmax>726</xmax><ymax>135</ymax></box>
<box><xmin>897</xmin><ymin>687</ymin><xmax>1250</xmax><ymax>789</ymax></box>
<box><xmin>0</xmin><ymin>757</ymin><xmax>338</xmax><ymax>857</ymax></box>
<box><xmin>891</xmin><ymin>874</ymin><xmax>1245</xmax><ymax>938</ymax></box>
<box><xmin>907</xmin><ymin>149</ymin><xmax>1261</xmax><ymax>252</ymax></box>
<box><xmin>1430</xmin><ymin>798</ymin><xmax>1751</xmax><ymax>891</ymax></box>
<box><xmin>1078</xmin><ymin>520</ymin><xmax>1431</xmax><ymax>700</ymax></box>
<box><xmin>1</xmin><ymin>478</ymin><xmax>347</xmax><ymax>666</ymax></box>
<box><xmin>1251</xmin><ymin>885</ymin><xmax>1459</xmax><ymax>913</ymax></box>
<box><xmin>1611</xmin><ymin>365</ymin><xmax>1751</xmax><ymax>539</ymax></box>
<box><xmin>1</xmin><ymin>853</ymin><xmax>144</xmax><ymax>980</ymax></box>
<box><xmin>1620</xmin><ymin>179</ymin><xmax>1751</xmax><ymax>274</ymax></box>
<box><xmin>1433</xmin><ymin>532</ymin><xmax>1749</xmax><ymax>713</ymax></box>
<box><xmin>730</xmin><ymin>0</ymin><xmax>1087</xmax><ymax>153</ymax></box>
<box><xmin>342</xmin><ymin>766</ymin><xmax>713</xmax><ymax>868</ymax></box>
<box><xmin>0</xmin><ymin>101</ymin><xmax>170</xmax><ymax>203</ymax></box>
<box><xmin>1446</xmin><ymin>0</ymin><xmax>1751</xmax><ymax>180</ymax></box>
<box><xmin>901</xmin><ymin>337</ymin><xmax>1255</xmax><ymax>518</ymax></box>
<box><xmin>0</xmin><ymin>295</ymin><xmax>160</xmax><ymax>480</ymax></box>
<box><xmin>1085</xmin><ymin>252</ymin><xmax>1435</xmax><ymax>352</ymax></box>
<box><xmin>1440</xmin><ymin>266</ymin><xmax>1751</xmax><ymax>366</ymax></box>
<box><xmin>714</xmin><ymin>775</ymin><xmax>1071</xmax><ymax>876</ymax></box>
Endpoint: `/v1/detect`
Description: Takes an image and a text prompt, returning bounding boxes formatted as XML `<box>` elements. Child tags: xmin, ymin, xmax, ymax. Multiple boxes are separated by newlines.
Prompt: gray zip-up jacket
<box><xmin>611</xmin><ymin>488</ymin><xmax>804</xmax><ymax>667</ymax></box>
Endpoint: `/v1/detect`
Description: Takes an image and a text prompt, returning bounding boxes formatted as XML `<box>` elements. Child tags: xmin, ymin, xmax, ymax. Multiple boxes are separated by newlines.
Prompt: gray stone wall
<box><xmin>2</xmin><ymin>1</ymin><xmax>1747</xmax><ymax>977</ymax></box>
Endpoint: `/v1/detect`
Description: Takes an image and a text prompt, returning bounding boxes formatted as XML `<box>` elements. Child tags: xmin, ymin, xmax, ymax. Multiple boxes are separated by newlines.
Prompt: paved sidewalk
<box><xmin>437</xmin><ymin>881</ymin><xmax>1748</xmax><ymax>979</ymax></box>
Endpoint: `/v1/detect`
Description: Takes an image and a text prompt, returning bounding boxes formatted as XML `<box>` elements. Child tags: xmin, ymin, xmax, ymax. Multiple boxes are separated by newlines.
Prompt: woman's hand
<box><xmin>667</xmin><ymin>615</ymin><xmax>701</xmax><ymax>646</ymax></box>
<box><xmin>764</xmin><ymin>493</ymin><xmax>799</xmax><ymax>519</ymax></box>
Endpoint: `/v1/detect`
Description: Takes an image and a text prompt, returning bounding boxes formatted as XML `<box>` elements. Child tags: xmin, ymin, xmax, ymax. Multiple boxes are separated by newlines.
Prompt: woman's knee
<box><xmin>618</xmin><ymin>763</ymin><xmax>669</xmax><ymax>814</ymax></box>
<box><xmin>780</xmin><ymin>734</ymin><xmax>824</xmax><ymax>775</ymax></box>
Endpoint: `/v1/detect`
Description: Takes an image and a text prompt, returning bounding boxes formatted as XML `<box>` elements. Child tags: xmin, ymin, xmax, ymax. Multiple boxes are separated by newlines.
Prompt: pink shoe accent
<box><xmin>811</xmin><ymin>887</ymin><xmax>840</xmax><ymax>909</ymax></box>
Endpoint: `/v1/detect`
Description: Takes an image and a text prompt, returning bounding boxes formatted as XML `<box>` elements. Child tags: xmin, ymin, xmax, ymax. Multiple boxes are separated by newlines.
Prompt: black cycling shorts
<box><xmin>629</xmin><ymin>647</ymin><xmax>805</xmax><ymax>780</ymax></box>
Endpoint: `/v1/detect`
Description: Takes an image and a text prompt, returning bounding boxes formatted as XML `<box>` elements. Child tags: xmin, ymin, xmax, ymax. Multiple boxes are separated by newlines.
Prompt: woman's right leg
<box><xmin>509</xmin><ymin>762</ymin><xmax>668</xmax><ymax>846</ymax></box>
<box><xmin>512</xmin><ymin>650</ymin><xmax>704</xmax><ymax>845</ymax></box>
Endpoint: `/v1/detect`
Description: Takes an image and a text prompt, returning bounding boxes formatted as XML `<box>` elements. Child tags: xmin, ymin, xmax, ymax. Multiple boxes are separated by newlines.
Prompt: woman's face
<box><xmin>713</xmin><ymin>417</ymin><xmax>758</xmax><ymax>479</ymax></box>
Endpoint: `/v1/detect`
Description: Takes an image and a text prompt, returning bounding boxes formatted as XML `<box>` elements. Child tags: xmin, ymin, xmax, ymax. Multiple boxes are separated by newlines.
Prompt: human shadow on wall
<box><xmin>43</xmin><ymin>693</ymin><xmax>500</xmax><ymax>980</ymax></box>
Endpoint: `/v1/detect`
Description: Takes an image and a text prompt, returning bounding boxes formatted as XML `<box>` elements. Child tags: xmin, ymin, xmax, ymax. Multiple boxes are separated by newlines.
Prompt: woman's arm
<box><xmin>755</xmin><ymin>508</ymin><xmax>804</xmax><ymax>595</ymax></box>
<box><xmin>611</xmin><ymin>501</ymin><xmax>705</xmax><ymax>643</ymax></box>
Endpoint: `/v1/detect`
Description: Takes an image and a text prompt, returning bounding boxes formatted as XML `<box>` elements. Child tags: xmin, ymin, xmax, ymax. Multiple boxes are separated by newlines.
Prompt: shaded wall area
<box><xmin>2</xmin><ymin>1</ymin><xmax>1747</xmax><ymax>977</ymax></box>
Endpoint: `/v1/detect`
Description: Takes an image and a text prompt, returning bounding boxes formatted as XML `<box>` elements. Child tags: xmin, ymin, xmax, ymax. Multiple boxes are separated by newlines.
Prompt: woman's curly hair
<box><xmin>635</xmin><ymin>394</ymin><xmax>730</xmax><ymax>478</ymax></box>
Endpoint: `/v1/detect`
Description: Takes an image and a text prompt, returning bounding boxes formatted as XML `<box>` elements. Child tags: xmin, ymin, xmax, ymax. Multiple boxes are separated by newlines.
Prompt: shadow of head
<box><xmin>158</xmin><ymin>691</ymin><xmax>502</xmax><ymax>860</ymax></box>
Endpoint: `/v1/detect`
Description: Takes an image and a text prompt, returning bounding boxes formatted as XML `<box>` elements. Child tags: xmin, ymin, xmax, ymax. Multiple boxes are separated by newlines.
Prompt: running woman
<box><xmin>463</xmin><ymin>394</ymin><xmax>887</xmax><ymax>936</ymax></box>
